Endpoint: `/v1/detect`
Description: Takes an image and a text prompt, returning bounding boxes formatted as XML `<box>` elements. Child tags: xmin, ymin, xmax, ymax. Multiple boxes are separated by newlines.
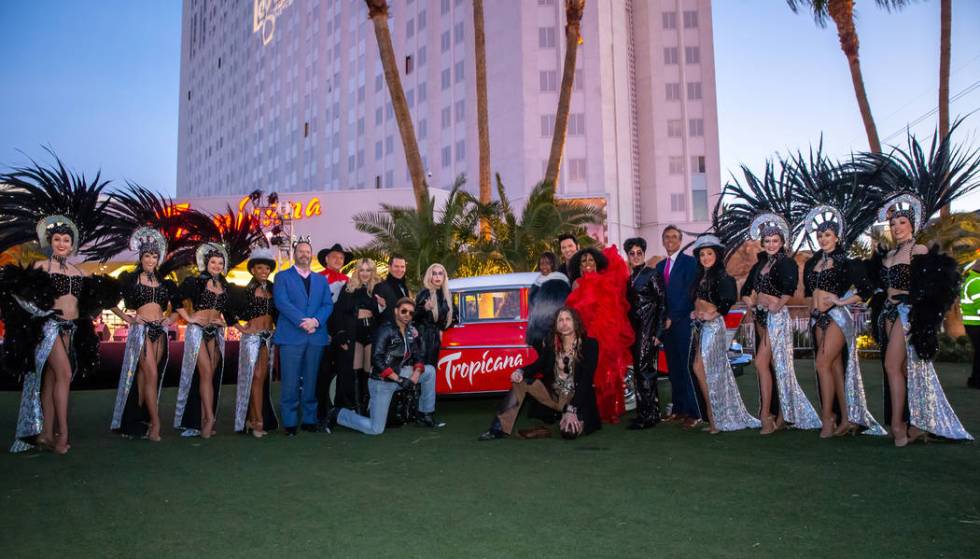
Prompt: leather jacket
<box><xmin>627</xmin><ymin>265</ymin><xmax>667</xmax><ymax>374</ymax></box>
<box><xmin>370</xmin><ymin>320</ymin><xmax>424</xmax><ymax>380</ymax></box>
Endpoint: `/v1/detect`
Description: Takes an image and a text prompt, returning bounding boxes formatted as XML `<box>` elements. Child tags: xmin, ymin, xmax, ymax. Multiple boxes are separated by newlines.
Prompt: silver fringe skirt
<box><xmin>884</xmin><ymin>303</ymin><xmax>973</xmax><ymax>440</ymax></box>
<box><xmin>812</xmin><ymin>306</ymin><xmax>886</xmax><ymax>436</ymax></box>
<box><xmin>761</xmin><ymin>308</ymin><xmax>821</xmax><ymax>429</ymax></box>
<box><xmin>110</xmin><ymin>322</ymin><xmax>169</xmax><ymax>435</ymax></box>
<box><xmin>173</xmin><ymin>324</ymin><xmax>225</xmax><ymax>434</ymax></box>
<box><xmin>10</xmin><ymin>318</ymin><xmax>76</xmax><ymax>453</ymax></box>
<box><xmin>692</xmin><ymin>317</ymin><xmax>761</xmax><ymax>431</ymax></box>
<box><xmin>234</xmin><ymin>331</ymin><xmax>279</xmax><ymax>432</ymax></box>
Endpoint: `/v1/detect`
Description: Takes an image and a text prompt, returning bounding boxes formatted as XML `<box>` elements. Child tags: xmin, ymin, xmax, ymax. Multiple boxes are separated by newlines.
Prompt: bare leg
<box><xmin>38</xmin><ymin>364</ymin><xmax>56</xmax><ymax>447</ymax></box>
<box><xmin>755</xmin><ymin>325</ymin><xmax>777</xmax><ymax>434</ymax></box>
<box><xmin>691</xmin><ymin>354</ymin><xmax>717</xmax><ymax>433</ymax></box>
<box><xmin>818</xmin><ymin>323</ymin><xmax>851</xmax><ymax>436</ymax></box>
<box><xmin>249</xmin><ymin>345</ymin><xmax>269</xmax><ymax>433</ymax></box>
<box><xmin>884</xmin><ymin>319</ymin><xmax>909</xmax><ymax>446</ymax></box>
<box><xmin>47</xmin><ymin>334</ymin><xmax>73</xmax><ymax>454</ymax></box>
<box><xmin>141</xmin><ymin>337</ymin><xmax>163</xmax><ymax>441</ymax></box>
<box><xmin>814</xmin><ymin>327</ymin><xmax>836</xmax><ymax>438</ymax></box>
<box><xmin>197</xmin><ymin>339</ymin><xmax>217</xmax><ymax>439</ymax></box>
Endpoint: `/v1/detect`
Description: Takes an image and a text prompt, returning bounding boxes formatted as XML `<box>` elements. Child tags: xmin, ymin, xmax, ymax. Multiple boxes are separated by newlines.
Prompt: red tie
<box><xmin>664</xmin><ymin>257</ymin><xmax>672</xmax><ymax>287</ymax></box>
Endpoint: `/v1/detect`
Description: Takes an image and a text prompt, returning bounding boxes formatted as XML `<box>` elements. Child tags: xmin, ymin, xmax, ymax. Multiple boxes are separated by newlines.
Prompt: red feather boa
<box><xmin>565</xmin><ymin>246</ymin><xmax>634</xmax><ymax>423</ymax></box>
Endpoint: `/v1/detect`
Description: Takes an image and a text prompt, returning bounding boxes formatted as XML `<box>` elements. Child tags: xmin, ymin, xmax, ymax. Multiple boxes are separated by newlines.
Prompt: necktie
<box><xmin>664</xmin><ymin>257</ymin><xmax>672</xmax><ymax>287</ymax></box>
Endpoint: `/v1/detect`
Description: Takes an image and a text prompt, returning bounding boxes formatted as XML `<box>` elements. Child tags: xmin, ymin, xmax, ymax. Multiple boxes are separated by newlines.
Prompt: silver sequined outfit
<box><xmin>692</xmin><ymin>317</ymin><xmax>761</xmax><ymax>431</ymax></box>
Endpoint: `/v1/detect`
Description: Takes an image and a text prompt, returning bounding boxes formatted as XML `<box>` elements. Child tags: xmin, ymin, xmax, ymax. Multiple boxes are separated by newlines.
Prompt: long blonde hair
<box><xmin>346</xmin><ymin>258</ymin><xmax>381</xmax><ymax>293</ymax></box>
<box><xmin>422</xmin><ymin>262</ymin><xmax>453</xmax><ymax>328</ymax></box>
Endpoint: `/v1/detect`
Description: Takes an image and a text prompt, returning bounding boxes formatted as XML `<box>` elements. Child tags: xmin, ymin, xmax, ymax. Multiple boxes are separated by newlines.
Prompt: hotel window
<box><xmin>441</xmin><ymin>0</ymin><xmax>450</xmax><ymax>15</ymax></box>
<box><xmin>454</xmin><ymin>61</ymin><xmax>464</xmax><ymax>83</ymax></box>
<box><xmin>405</xmin><ymin>55</ymin><xmax>414</xmax><ymax>75</ymax></box>
<box><xmin>419</xmin><ymin>118</ymin><xmax>428</xmax><ymax>140</ymax></box>
<box><xmin>357</xmin><ymin>149</ymin><xmax>365</xmax><ymax>169</ymax></box>
<box><xmin>406</xmin><ymin>18</ymin><xmax>415</xmax><ymax>39</ymax></box>
<box><xmin>442</xmin><ymin>106</ymin><xmax>451</xmax><ymax>129</ymax></box>
<box><xmin>691</xmin><ymin>155</ymin><xmax>707</xmax><ymax>174</ymax></box>
<box><xmin>441</xmin><ymin>31</ymin><xmax>451</xmax><ymax>52</ymax></box>
<box><xmin>418</xmin><ymin>82</ymin><xmax>427</xmax><ymax>102</ymax></box>
<box><xmin>385</xmin><ymin>170</ymin><xmax>394</xmax><ymax>188</ymax></box>
<box><xmin>442</xmin><ymin>146</ymin><xmax>452</xmax><ymax>167</ymax></box>
<box><xmin>685</xmin><ymin>46</ymin><xmax>700</xmax><ymax>64</ymax></box>
<box><xmin>692</xmin><ymin>189</ymin><xmax>708</xmax><ymax>221</ymax></box>
<box><xmin>569</xmin><ymin>159</ymin><xmax>587</xmax><ymax>181</ymax></box>
<box><xmin>539</xmin><ymin>27</ymin><xmax>556</xmax><ymax>48</ymax></box>
<box><xmin>418</xmin><ymin>46</ymin><xmax>427</xmax><ymax>66</ymax></box>
<box><xmin>687</xmin><ymin>82</ymin><xmax>702</xmax><ymax>100</ymax></box>
<box><xmin>540</xmin><ymin>115</ymin><xmax>555</xmax><ymax>137</ymax></box>
<box><xmin>568</xmin><ymin>113</ymin><xmax>585</xmax><ymax>136</ymax></box>
<box><xmin>683</xmin><ymin>11</ymin><xmax>699</xmax><ymax>29</ymax></box>
<box><xmin>662</xmin><ymin>12</ymin><xmax>677</xmax><ymax>30</ymax></box>
<box><xmin>455</xmin><ymin>140</ymin><xmax>466</xmax><ymax>161</ymax></box>
<box><xmin>375</xmin><ymin>141</ymin><xmax>382</xmax><ymax>159</ymax></box>
<box><xmin>455</xmin><ymin>100</ymin><xmax>465</xmax><ymax>123</ymax></box>
<box><xmin>348</xmin><ymin>155</ymin><xmax>355</xmax><ymax>173</ymax></box>
<box><xmin>418</xmin><ymin>10</ymin><xmax>427</xmax><ymax>30</ymax></box>
<box><xmin>357</xmin><ymin>117</ymin><xmax>365</xmax><ymax>136</ymax></box>
<box><xmin>375</xmin><ymin>107</ymin><xmax>383</xmax><ymax>125</ymax></box>
<box><xmin>386</xmin><ymin>102</ymin><xmax>394</xmax><ymax>120</ymax></box>
<box><xmin>670</xmin><ymin>193</ymin><xmax>687</xmax><ymax>212</ymax></box>
<box><xmin>668</xmin><ymin>156</ymin><xmax>685</xmax><ymax>175</ymax></box>
<box><xmin>689</xmin><ymin>118</ymin><xmax>704</xmax><ymax>137</ymax></box>
<box><xmin>406</xmin><ymin>89</ymin><xmax>414</xmax><ymax>108</ymax></box>
<box><xmin>666</xmin><ymin>82</ymin><xmax>681</xmax><ymax>101</ymax></box>
<box><xmin>385</xmin><ymin>135</ymin><xmax>394</xmax><ymax>155</ymax></box>
<box><xmin>454</xmin><ymin>22</ymin><xmax>464</xmax><ymax>44</ymax></box>
<box><xmin>441</xmin><ymin>68</ymin><xmax>451</xmax><ymax>90</ymax></box>
<box><xmin>538</xmin><ymin>0</ymin><xmax>554</xmax><ymax>5</ymax></box>
<box><xmin>667</xmin><ymin>119</ymin><xmax>684</xmax><ymax>138</ymax></box>
<box><xmin>539</xmin><ymin>70</ymin><xmax>557</xmax><ymax>92</ymax></box>
<box><xmin>664</xmin><ymin>47</ymin><xmax>679</xmax><ymax>65</ymax></box>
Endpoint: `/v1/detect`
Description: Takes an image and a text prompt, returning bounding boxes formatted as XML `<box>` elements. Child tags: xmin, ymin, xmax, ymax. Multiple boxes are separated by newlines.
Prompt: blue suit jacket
<box><xmin>272</xmin><ymin>267</ymin><xmax>333</xmax><ymax>346</ymax></box>
<box><xmin>656</xmin><ymin>252</ymin><xmax>696</xmax><ymax>323</ymax></box>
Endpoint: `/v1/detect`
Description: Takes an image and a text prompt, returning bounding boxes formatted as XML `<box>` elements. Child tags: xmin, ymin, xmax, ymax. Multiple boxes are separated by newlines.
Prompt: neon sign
<box><xmin>253</xmin><ymin>0</ymin><xmax>293</xmax><ymax>46</ymax></box>
<box><xmin>237</xmin><ymin>195</ymin><xmax>321</xmax><ymax>227</ymax></box>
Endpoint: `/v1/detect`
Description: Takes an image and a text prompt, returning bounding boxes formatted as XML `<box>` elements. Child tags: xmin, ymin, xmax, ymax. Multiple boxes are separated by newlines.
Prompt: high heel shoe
<box><xmin>893</xmin><ymin>424</ymin><xmax>909</xmax><ymax>447</ymax></box>
<box><xmin>907</xmin><ymin>426</ymin><xmax>929</xmax><ymax>445</ymax></box>
<box><xmin>247</xmin><ymin>420</ymin><xmax>266</xmax><ymax>439</ymax></box>
<box><xmin>819</xmin><ymin>416</ymin><xmax>836</xmax><ymax>439</ymax></box>
<box><xmin>201</xmin><ymin>417</ymin><xmax>216</xmax><ymax>439</ymax></box>
<box><xmin>834</xmin><ymin>421</ymin><xmax>858</xmax><ymax>437</ymax></box>
<box><xmin>760</xmin><ymin>415</ymin><xmax>776</xmax><ymax>435</ymax></box>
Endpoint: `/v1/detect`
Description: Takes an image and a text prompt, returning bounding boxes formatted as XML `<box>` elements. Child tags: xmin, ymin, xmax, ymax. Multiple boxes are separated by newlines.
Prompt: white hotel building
<box><xmin>176</xmin><ymin>0</ymin><xmax>720</xmax><ymax>252</ymax></box>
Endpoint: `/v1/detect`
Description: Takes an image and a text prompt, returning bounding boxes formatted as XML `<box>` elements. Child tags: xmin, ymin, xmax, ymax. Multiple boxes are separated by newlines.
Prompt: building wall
<box><xmin>177</xmin><ymin>0</ymin><xmax>720</xmax><ymax>255</ymax></box>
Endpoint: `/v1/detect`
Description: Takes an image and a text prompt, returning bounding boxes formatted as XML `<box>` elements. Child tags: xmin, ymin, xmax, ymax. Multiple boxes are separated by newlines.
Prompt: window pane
<box><xmin>461</xmin><ymin>291</ymin><xmax>521</xmax><ymax>321</ymax></box>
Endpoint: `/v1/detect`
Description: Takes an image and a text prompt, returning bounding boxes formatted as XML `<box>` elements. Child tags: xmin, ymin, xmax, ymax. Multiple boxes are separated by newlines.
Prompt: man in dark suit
<box><xmin>273</xmin><ymin>240</ymin><xmax>334</xmax><ymax>436</ymax></box>
<box><xmin>655</xmin><ymin>225</ymin><xmax>702</xmax><ymax>427</ymax></box>
<box><xmin>556</xmin><ymin>233</ymin><xmax>579</xmax><ymax>277</ymax></box>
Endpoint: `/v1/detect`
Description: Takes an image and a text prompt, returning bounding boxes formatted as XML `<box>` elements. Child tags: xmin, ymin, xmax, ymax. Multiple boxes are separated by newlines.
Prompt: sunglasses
<box><xmin>627</xmin><ymin>250</ymin><xmax>644</xmax><ymax>256</ymax></box>
<box><xmin>397</xmin><ymin>308</ymin><xmax>414</xmax><ymax>315</ymax></box>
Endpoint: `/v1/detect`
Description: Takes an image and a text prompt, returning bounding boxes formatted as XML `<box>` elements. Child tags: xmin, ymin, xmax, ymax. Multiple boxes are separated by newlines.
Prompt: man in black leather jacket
<box><xmin>325</xmin><ymin>297</ymin><xmax>441</xmax><ymax>434</ymax></box>
<box><xmin>625</xmin><ymin>237</ymin><xmax>668</xmax><ymax>430</ymax></box>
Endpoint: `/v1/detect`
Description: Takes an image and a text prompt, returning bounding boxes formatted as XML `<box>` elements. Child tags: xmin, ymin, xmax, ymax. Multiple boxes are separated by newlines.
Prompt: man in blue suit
<box><xmin>655</xmin><ymin>225</ymin><xmax>702</xmax><ymax>427</ymax></box>
<box><xmin>273</xmin><ymin>240</ymin><xmax>334</xmax><ymax>436</ymax></box>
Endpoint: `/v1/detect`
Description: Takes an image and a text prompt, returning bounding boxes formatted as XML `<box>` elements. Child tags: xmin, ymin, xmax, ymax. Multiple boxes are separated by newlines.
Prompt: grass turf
<box><xmin>0</xmin><ymin>361</ymin><xmax>978</xmax><ymax>559</ymax></box>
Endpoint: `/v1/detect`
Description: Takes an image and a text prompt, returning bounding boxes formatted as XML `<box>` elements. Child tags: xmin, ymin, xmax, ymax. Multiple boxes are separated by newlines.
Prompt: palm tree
<box><xmin>939</xmin><ymin>0</ymin><xmax>952</xmax><ymax>217</ymax></box>
<box><xmin>364</xmin><ymin>0</ymin><xmax>428</xmax><ymax>212</ymax></box>
<box><xmin>351</xmin><ymin>176</ymin><xmax>478</xmax><ymax>289</ymax></box>
<box><xmin>786</xmin><ymin>0</ymin><xmax>913</xmax><ymax>153</ymax></box>
<box><xmin>472</xmin><ymin>0</ymin><xmax>492</xmax><ymax>240</ymax></box>
<box><xmin>466</xmin><ymin>176</ymin><xmax>603</xmax><ymax>274</ymax></box>
<box><xmin>544</xmin><ymin>0</ymin><xmax>586</xmax><ymax>189</ymax></box>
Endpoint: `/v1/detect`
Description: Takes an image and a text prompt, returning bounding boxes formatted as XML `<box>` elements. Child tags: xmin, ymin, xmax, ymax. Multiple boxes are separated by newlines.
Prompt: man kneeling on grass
<box><xmin>478</xmin><ymin>306</ymin><xmax>600</xmax><ymax>441</ymax></box>
<box><xmin>322</xmin><ymin>297</ymin><xmax>442</xmax><ymax>434</ymax></box>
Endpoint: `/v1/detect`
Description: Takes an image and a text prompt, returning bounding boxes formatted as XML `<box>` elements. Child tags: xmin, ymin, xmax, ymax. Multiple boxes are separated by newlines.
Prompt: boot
<box><xmin>628</xmin><ymin>372</ymin><xmax>660</xmax><ymax>430</ymax></box>
<box><xmin>478</xmin><ymin>417</ymin><xmax>507</xmax><ymax>441</ymax></box>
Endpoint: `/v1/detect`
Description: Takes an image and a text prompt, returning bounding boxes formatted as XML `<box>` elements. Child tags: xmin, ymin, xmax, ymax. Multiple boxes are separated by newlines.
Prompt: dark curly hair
<box><xmin>536</xmin><ymin>251</ymin><xmax>557</xmax><ymax>272</ymax></box>
<box><xmin>690</xmin><ymin>246</ymin><xmax>726</xmax><ymax>300</ymax></box>
<box><xmin>548</xmin><ymin>306</ymin><xmax>587</xmax><ymax>353</ymax></box>
<box><xmin>567</xmin><ymin>247</ymin><xmax>607</xmax><ymax>283</ymax></box>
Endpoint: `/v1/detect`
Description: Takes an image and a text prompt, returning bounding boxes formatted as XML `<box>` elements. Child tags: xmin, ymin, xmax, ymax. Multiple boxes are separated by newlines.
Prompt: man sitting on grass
<box><xmin>478</xmin><ymin>306</ymin><xmax>600</xmax><ymax>441</ymax></box>
<box><xmin>322</xmin><ymin>297</ymin><xmax>441</xmax><ymax>434</ymax></box>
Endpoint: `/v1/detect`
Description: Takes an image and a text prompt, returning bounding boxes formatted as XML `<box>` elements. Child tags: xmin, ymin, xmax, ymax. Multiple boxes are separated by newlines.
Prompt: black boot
<box><xmin>416</xmin><ymin>412</ymin><xmax>445</xmax><ymax>428</ymax></box>
<box><xmin>628</xmin><ymin>372</ymin><xmax>661</xmax><ymax>430</ymax></box>
<box><xmin>478</xmin><ymin>417</ymin><xmax>507</xmax><ymax>441</ymax></box>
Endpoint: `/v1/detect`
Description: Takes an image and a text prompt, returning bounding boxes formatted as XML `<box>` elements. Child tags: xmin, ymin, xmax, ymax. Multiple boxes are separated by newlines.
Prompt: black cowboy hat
<box><xmin>317</xmin><ymin>243</ymin><xmax>352</xmax><ymax>269</ymax></box>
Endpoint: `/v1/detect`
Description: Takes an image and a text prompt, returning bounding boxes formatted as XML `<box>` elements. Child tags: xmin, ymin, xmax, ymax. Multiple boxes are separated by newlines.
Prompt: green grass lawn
<box><xmin>1</xmin><ymin>361</ymin><xmax>977</xmax><ymax>558</ymax></box>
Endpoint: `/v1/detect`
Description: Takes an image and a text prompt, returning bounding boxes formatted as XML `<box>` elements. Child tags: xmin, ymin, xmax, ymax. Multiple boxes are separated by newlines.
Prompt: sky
<box><xmin>0</xmin><ymin>0</ymin><xmax>978</xmax><ymax>211</ymax></box>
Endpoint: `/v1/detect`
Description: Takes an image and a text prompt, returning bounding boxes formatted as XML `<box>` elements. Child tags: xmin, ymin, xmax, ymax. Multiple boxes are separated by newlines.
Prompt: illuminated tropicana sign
<box><xmin>236</xmin><ymin>195</ymin><xmax>321</xmax><ymax>226</ymax></box>
<box><xmin>253</xmin><ymin>0</ymin><xmax>293</xmax><ymax>46</ymax></box>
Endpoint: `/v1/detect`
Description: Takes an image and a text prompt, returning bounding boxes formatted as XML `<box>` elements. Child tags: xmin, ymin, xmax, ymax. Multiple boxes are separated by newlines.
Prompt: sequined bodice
<box><xmin>807</xmin><ymin>259</ymin><xmax>847</xmax><ymax>295</ymax></box>
<box><xmin>133</xmin><ymin>281</ymin><xmax>170</xmax><ymax>308</ymax></box>
<box><xmin>198</xmin><ymin>287</ymin><xmax>227</xmax><ymax>311</ymax></box>
<box><xmin>754</xmin><ymin>267</ymin><xmax>781</xmax><ymax>297</ymax></box>
<box><xmin>885</xmin><ymin>263</ymin><xmax>911</xmax><ymax>291</ymax></box>
<box><xmin>695</xmin><ymin>279</ymin><xmax>712</xmax><ymax>301</ymax></box>
<box><xmin>240</xmin><ymin>288</ymin><xmax>273</xmax><ymax>321</ymax></box>
<box><xmin>51</xmin><ymin>273</ymin><xmax>82</xmax><ymax>298</ymax></box>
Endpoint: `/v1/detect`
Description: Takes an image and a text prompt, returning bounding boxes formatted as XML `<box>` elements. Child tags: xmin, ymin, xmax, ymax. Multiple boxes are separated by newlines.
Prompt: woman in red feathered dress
<box><xmin>565</xmin><ymin>246</ymin><xmax>634</xmax><ymax>423</ymax></box>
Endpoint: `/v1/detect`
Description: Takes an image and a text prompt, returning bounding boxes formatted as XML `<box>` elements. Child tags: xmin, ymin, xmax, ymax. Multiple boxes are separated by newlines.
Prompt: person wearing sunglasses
<box><xmin>323</xmin><ymin>297</ymin><xmax>442</xmax><ymax>435</ymax></box>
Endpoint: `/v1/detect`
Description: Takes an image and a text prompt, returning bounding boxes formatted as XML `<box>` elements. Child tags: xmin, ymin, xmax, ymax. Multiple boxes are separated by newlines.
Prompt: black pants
<box><xmin>967</xmin><ymin>324</ymin><xmax>980</xmax><ymax>383</ymax></box>
<box><xmin>316</xmin><ymin>341</ymin><xmax>357</xmax><ymax>419</ymax></box>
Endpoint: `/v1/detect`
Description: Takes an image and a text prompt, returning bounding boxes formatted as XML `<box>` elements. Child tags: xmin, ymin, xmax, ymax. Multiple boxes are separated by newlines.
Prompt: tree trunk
<box><xmin>939</xmin><ymin>0</ymin><xmax>952</xmax><ymax>218</ymax></box>
<box><xmin>473</xmin><ymin>0</ymin><xmax>492</xmax><ymax>240</ymax></box>
<box><xmin>365</xmin><ymin>0</ymin><xmax>428</xmax><ymax>212</ymax></box>
<box><xmin>544</xmin><ymin>0</ymin><xmax>586</xmax><ymax>191</ymax></box>
<box><xmin>828</xmin><ymin>0</ymin><xmax>881</xmax><ymax>153</ymax></box>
